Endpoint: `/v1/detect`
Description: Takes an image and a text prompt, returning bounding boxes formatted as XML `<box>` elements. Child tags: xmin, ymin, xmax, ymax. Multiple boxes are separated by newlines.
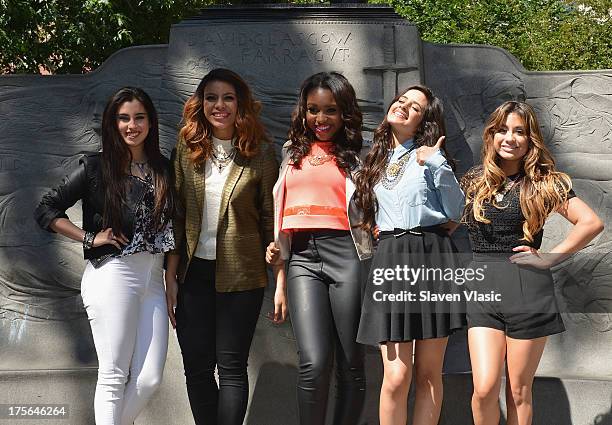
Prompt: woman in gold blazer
<box><xmin>165</xmin><ymin>68</ymin><xmax>286</xmax><ymax>425</ymax></box>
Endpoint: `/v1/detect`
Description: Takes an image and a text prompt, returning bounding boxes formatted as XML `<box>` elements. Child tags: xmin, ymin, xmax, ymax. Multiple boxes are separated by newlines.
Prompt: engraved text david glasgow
<box><xmin>201</xmin><ymin>30</ymin><xmax>353</xmax><ymax>65</ymax></box>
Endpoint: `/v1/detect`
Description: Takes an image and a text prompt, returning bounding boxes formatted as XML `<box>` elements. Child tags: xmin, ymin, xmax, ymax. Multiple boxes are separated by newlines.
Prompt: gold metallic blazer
<box><xmin>170</xmin><ymin>138</ymin><xmax>278</xmax><ymax>292</ymax></box>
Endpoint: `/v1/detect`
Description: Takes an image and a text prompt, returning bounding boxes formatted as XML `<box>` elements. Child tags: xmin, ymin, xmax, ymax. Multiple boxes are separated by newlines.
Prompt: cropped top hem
<box><xmin>282</xmin><ymin>215</ymin><xmax>350</xmax><ymax>231</ymax></box>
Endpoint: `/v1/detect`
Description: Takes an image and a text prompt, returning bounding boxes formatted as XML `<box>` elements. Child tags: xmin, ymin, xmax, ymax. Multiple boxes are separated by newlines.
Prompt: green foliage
<box><xmin>372</xmin><ymin>0</ymin><xmax>612</xmax><ymax>71</ymax></box>
<box><xmin>1</xmin><ymin>0</ymin><xmax>610</xmax><ymax>73</ymax></box>
<box><xmin>0</xmin><ymin>0</ymin><xmax>213</xmax><ymax>73</ymax></box>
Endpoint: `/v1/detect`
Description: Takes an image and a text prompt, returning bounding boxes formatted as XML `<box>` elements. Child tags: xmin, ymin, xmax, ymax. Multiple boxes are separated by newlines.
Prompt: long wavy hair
<box><xmin>101</xmin><ymin>87</ymin><xmax>175</xmax><ymax>233</ymax></box>
<box><xmin>179</xmin><ymin>68</ymin><xmax>267</xmax><ymax>166</ymax></box>
<box><xmin>355</xmin><ymin>85</ymin><xmax>451</xmax><ymax>231</ymax></box>
<box><xmin>287</xmin><ymin>72</ymin><xmax>363</xmax><ymax>175</ymax></box>
<box><xmin>463</xmin><ymin>101</ymin><xmax>572</xmax><ymax>242</ymax></box>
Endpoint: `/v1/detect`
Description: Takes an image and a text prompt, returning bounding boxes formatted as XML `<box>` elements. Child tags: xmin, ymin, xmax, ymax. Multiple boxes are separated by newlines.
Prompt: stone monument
<box><xmin>0</xmin><ymin>5</ymin><xmax>610</xmax><ymax>424</ymax></box>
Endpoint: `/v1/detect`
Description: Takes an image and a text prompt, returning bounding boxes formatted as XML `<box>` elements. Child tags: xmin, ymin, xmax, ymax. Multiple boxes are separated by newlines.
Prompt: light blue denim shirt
<box><xmin>375</xmin><ymin>139</ymin><xmax>465</xmax><ymax>231</ymax></box>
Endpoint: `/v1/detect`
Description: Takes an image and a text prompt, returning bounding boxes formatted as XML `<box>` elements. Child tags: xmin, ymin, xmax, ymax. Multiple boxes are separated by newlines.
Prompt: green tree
<box><xmin>1</xmin><ymin>0</ymin><xmax>610</xmax><ymax>73</ymax></box>
<box><xmin>0</xmin><ymin>0</ymin><xmax>214</xmax><ymax>73</ymax></box>
<box><xmin>373</xmin><ymin>0</ymin><xmax>612</xmax><ymax>71</ymax></box>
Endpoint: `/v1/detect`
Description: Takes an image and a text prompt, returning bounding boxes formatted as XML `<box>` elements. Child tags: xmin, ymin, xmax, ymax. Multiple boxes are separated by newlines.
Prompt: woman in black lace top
<box><xmin>461</xmin><ymin>101</ymin><xmax>603</xmax><ymax>425</ymax></box>
<box><xmin>35</xmin><ymin>87</ymin><xmax>175</xmax><ymax>425</ymax></box>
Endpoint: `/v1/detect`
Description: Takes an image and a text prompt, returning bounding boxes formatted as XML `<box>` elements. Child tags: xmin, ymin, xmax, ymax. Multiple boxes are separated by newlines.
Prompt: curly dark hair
<box><xmin>287</xmin><ymin>72</ymin><xmax>363</xmax><ymax>175</ymax></box>
<box><xmin>355</xmin><ymin>85</ymin><xmax>453</xmax><ymax>231</ymax></box>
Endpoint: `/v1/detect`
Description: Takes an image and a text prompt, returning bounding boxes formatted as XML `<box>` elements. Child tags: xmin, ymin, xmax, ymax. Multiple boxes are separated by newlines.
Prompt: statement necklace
<box><xmin>211</xmin><ymin>146</ymin><xmax>236</xmax><ymax>172</ymax></box>
<box><xmin>381</xmin><ymin>146</ymin><xmax>415</xmax><ymax>190</ymax></box>
<box><xmin>308</xmin><ymin>153</ymin><xmax>334</xmax><ymax>166</ymax></box>
<box><xmin>494</xmin><ymin>174</ymin><xmax>522</xmax><ymax>203</ymax></box>
<box><xmin>307</xmin><ymin>142</ymin><xmax>335</xmax><ymax>166</ymax></box>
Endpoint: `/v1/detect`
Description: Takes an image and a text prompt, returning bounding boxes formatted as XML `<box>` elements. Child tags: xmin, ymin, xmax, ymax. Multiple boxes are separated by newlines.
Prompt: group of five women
<box><xmin>36</xmin><ymin>68</ymin><xmax>603</xmax><ymax>425</ymax></box>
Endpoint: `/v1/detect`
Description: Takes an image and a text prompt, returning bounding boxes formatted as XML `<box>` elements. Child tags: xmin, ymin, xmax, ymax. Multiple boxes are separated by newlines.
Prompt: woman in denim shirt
<box><xmin>355</xmin><ymin>85</ymin><xmax>465</xmax><ymax>425</ymax></box>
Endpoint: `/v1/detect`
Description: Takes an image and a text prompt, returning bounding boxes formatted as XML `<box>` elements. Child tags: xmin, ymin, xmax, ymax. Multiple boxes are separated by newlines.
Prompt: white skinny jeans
<box><xmin>81</xmin><ymin>252</ymin><xmax>168</xmax><ymax>425</ymax></box>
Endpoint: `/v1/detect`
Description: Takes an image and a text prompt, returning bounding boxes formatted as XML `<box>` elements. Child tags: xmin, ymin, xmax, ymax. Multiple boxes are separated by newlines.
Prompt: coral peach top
<box><xmin>281</xmin><ymin>141</ymin><xmax>349</xmax><ymax>231</ymax></box>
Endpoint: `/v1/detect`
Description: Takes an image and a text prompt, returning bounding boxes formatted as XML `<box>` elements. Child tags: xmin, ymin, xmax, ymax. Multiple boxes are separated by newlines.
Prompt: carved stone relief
<box><xmin>0</xmin><ymin>6</ymin><xmax>610</xmax><ymax>423</ymax></box>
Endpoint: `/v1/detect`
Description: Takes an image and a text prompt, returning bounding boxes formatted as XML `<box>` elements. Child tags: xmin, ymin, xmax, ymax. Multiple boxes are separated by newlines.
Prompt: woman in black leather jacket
<box><xmin>35</xmin><ymin>87</ymin><xmax>175</xmax><ymax>425</ymax></box>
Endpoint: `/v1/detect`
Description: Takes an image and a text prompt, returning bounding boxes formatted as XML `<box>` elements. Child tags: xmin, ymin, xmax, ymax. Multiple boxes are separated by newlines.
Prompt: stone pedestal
<box><xmin>1</xmin><ymin>4</ymin><xmax>611</xmax><ymax>424</ymax></box>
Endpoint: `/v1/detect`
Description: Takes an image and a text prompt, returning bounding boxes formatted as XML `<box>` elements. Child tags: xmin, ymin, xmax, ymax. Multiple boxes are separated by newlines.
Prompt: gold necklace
<box><xmin>381</xmin><ymin>146</ymin><xmax>415</xmax><ymax>190</ymax></box>
<box><xmin>494</xmin><ymin>175</ymin><xmax>521</xmax><ymax>203</ymax></box>
<box><xmin>308</xmin><ymin>153</ymin><xmax>334</xmax><ymax>166</ymax></box>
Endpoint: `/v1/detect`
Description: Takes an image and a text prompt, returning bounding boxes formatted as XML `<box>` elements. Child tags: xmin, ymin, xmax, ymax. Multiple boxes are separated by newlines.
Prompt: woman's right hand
<box><xmin>93</xmin><ymin>228</ymin><xmax>129</xmax><ymax>250</ymax></box>
<box><xmin>271</xmin><ymin>284</ymin><xmax>288</xmax><ymax>324</ymax></box>
<box><xmin>439</xmin><ymin>221</ymin><xmax>460</xmax><ymax>235</ymax></box>
<box><xmin>265</xmin><ymin>241</ymin><xmax>282</xmax><ymax>265</ymax></box>
<box><xmin>165</xmin><ymin>272</ymin><xmax>179</xmax><ymax>329</ymax></box>
<box><xmin>372</xmin><ymin>225</ymin><xmax>380</xmax><ymax>240</ymax></box>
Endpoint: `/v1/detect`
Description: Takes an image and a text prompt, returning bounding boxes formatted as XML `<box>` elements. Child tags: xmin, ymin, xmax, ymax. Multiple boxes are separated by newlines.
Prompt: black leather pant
<box><xmin>176</xmin><ymin>257</ymin><xmax>264</xmax><ymax>425</ymax></box>
<box><xmin>287</xmin><ymin>230</ymin><xmax>366</xmax><ymax>425</ymax></box>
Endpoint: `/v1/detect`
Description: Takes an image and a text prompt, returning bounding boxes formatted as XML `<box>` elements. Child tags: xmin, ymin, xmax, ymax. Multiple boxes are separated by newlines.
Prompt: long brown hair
<box><xmin>101</xmin><ymin>87</ymin><xmax>174</xmax><ymax>233</ymax></box>
<box><xmin>355</xmin><ymin>85</ymin><xmax>451</xmax><ymax>231</ymax></box>
<box><xmin>287</xmin><ymin>72</ymin><xmax>363</xmax><ymax>175</ymax></box>
<box><xmin>179</xmin><ymin>68</ymin><xmax>267</xmax><ymax>166</ymax></box>
<box><xmin>463</xmin><ymin>101</ymin><xmax>572</xmax><ymax>242</ymax></box>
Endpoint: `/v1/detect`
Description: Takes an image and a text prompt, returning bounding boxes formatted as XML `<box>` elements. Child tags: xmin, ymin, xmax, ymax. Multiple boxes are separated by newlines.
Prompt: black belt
<box><xmin>379</xmin><ymin>226</ymin><xmax>444</xmax><ymax>239</ymax></box>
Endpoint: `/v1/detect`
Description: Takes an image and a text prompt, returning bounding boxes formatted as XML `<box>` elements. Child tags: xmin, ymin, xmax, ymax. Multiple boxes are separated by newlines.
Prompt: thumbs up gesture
<box><xmin>416</xmin><ymin>136</ymin><xmax>445</xmax><ymax>166</ymax></box>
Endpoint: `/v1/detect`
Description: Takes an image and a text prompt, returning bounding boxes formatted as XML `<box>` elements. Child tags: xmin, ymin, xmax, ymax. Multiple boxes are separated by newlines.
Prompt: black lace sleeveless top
<box><xmin>461</xmin><ymin>166</ymin><xmax>575</xmax><ymax>253</ymax></box>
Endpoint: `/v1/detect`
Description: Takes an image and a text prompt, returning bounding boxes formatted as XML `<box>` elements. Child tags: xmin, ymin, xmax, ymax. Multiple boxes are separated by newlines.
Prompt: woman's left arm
<box><xmin>511</xmin><ymin>197</ymin><xmax>604</xmax><ymax>268</ymax></box>
<box><xmin>552</xmin><ymin>197</ymin><xmax>604</xmax><ymax>254</ymax></box>
<box><xmin>259</xmin><ymin>144</ymin><xmax>279</xmax><ymax>247</ymax></box>
<box><xmin>417</xmin><ymin>137</ymin><xmax>465</xmax><ymax>223</ymax></box>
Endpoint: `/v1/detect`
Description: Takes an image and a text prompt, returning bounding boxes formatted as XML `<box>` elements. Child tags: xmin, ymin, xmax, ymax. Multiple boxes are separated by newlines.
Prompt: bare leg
<box><xmin>411</xmin><ymin>337</ymin><xmax>448</xmax><ymax>425</ymax></box>
<box><xmin>379</xmin><ymin>341</ymin><xmax>414</xmax><ymax>425</ymax></box>
<box><xmin>505</xmin><ymin>336</ymin><xmax>547</xmax><ymax>425</ymax></box>
<box><xmin>468</xmin><ymin>327</ymin><xmax>506</xmax><ymax>425</ymax></box>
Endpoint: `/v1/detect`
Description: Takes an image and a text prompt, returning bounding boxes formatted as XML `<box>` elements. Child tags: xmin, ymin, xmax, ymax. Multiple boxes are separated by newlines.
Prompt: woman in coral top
<box><xmin>266</xmin><ymin>72</ymin><xmax>372</xmax><ymax>425</ymax></box>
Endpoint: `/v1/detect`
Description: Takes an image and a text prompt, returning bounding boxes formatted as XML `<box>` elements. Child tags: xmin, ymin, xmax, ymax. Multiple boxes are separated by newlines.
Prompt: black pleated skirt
<box><xmin>357</xmin><ymin>230</ymin><xmax>466</xmax><ymax>345</ymax></box>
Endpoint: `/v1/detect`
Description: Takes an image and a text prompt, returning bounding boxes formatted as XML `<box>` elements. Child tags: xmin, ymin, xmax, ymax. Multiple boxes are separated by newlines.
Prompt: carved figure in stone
<box><xmin>164</xmin><ymin>68</ymin><xmax>286</xmax><ymax>425</ymax></box>
<box><xmin>34</xmin><ymin>87</ymin><xmax>176</xmax><ymax>424</ymax></box>
<box><xmin>266</xmin><ymin>72</ymin><xmax>370</xmax><ymax>425</ymax></box>
<box><xmin>355</xmin><ymin>85</ymin><xmax>465</xmax><ymax>425</ymax></box>
<box><xmin>530</xmin><ymin>75</ymin><xmax>612</xmax><ymax>331</ymax></box>
<box><xmin>0</xmin><ymin>86</ymin><xmax>105</xmax><ymax>323</ymax></box>
<box><xmin>441</xmin><ymin>71</ymin><xmax>526</xmax><ymax>170</ymax></box>
<box><xmin>460</xmin><ymin>101</ymin><xmax>604</xmax><ymax>425</ymax></box>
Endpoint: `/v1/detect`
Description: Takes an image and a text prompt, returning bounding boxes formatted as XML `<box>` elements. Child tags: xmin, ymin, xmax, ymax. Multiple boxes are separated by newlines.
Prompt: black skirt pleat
<box><xmin>357</xmin><ymin>231</ymin><xmax>466</xmax><ymax>345</ymax></box>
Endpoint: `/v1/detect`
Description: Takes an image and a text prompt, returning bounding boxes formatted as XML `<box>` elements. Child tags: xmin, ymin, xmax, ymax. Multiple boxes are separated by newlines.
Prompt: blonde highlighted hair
<box><xmin>179</xmin><ymin>68</ymin><xmax>268</xmax><ymax>165</ymax></box>
<box><xmin>463</xmin><ymin>101</ymin><xmax>572</xmax><ymax>242</ymax></box>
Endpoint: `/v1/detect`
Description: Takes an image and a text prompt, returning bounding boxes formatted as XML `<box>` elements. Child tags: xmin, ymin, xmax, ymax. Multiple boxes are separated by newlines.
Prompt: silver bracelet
<box><xmin>83</xmin><ymin>231</ymin><xmax>96</xmax><ymax>250</ymax></box>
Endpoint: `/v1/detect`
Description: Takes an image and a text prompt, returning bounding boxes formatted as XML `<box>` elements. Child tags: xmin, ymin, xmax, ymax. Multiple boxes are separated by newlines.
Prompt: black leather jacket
<box><xmin>34</xmin><ymin>152</ymin><xmax>167</xmax><ymax>261</ymax></box>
